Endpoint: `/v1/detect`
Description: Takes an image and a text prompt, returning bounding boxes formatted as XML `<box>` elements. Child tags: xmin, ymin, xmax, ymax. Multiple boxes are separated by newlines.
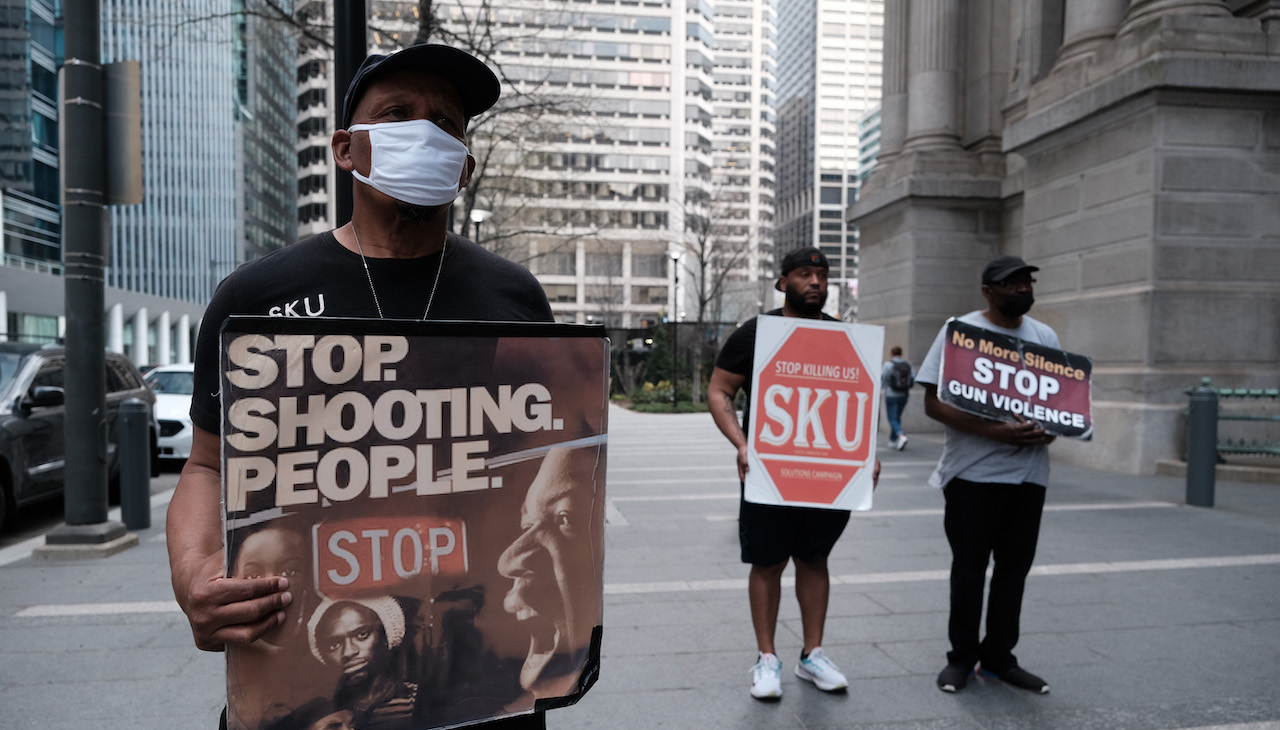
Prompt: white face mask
<box><xmin>348</xmin><ymin>119</ymin><xmax>469</xmax><ymax>207</ymax></box>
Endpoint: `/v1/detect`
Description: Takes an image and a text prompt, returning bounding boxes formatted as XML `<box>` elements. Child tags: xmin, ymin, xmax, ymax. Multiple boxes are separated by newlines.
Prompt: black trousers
<box><xmin>942</xmin><ymin>478</ymin><xmax>1046</xmax><ymax>671</ymax></box>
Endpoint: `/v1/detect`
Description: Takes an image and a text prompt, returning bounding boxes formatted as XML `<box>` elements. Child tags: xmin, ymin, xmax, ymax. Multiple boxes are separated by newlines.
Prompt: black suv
<box><xmin>0</xmin><ymin>342</ymin><xmax>157</xmax><ymax>528</ymax></box>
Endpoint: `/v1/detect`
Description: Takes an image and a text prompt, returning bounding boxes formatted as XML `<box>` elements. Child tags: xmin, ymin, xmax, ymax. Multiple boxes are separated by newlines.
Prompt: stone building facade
<box><xmin>850</xmin><ymin>1</ymin><xmax>1279</xmax><ymax>474</ymax></box>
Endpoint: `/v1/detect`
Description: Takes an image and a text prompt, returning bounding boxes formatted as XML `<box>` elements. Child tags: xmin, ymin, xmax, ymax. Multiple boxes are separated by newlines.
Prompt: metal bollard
<box><xmin>118</xmin><ymin>397</ymin><xmax>151</xmax><ymax>529</ymax></box>
<box><xmin>1185</xmin><ymin>377</ymin><xmax>1218</xmax><ymax>508</ymax></box>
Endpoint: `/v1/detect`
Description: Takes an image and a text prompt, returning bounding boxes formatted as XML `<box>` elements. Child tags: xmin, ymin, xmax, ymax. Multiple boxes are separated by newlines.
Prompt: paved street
<box><xmin>2</xmin><ymin>405</ymin><xmax>1279</xmax><ymax>729</ymax></box>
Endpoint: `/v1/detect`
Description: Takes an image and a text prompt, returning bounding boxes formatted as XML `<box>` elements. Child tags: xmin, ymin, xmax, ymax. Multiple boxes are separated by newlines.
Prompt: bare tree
<box><xmin>676</xmin><ymin>185</ymin><xmax>755</xmax><ymax>404</ymax></box>
<box><xmin>369</xmin><ymin>0</ymin><xmax>608</xmax><ymax>268</ymax></box>
<box><xmin>165</xmin><ymin>0</ymin><xmax>622</xmax><ymax>274</ymax></box>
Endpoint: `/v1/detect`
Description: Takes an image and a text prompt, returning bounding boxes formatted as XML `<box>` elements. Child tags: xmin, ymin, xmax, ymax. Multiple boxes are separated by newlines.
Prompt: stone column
<box><xmin>107</xmin><ymin>302</ymin><xmax>124</xmax><ymax>354</ymax></box>
<box><xmin>176</xmin><ymin>314</ymin><xmax>191</xmax><ymax>364</ymax></box>
<box><xmin>1055</xmin><ymin>0</ymin><xmax>1127</xmax><ymax>66</ymax></box>
<box><xmin>904</xmin><ymin>0</ymin><xmax>963</xmax><ymax>151</ymax></box>
<box><xmin>156</xmin><ymin>311</ymin><xmax>171</xmax><ymax>366</ymax></box>
<box><xmin>878</xmin><ymin>0</ymin><xmax>909</xmax><ymax>162</ymax></box>
<box><xmin>131</xmin><ymin>307</ymin><xmax>147</xmax><ymax>366</ymax></box>
<box><xmin>1121</xmin><ymin>0</ymin><xmax>1230</xmax><ymax>34</ymax></box>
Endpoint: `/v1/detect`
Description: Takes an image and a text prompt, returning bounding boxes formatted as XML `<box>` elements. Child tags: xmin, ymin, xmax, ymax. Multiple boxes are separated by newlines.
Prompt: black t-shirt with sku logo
<box><xmin>190</xmin><ymin>230</ymin><xmax>553</xmax><ymax>435</ymax></box>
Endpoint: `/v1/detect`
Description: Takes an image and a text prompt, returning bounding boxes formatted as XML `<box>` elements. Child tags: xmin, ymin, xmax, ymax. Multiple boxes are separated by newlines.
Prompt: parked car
<box><xmin>0</xmin><ymin>342</ymin><xmax>157</xmax><ymax>528</ymax></box>
<box><xmin>145</xmin><ymin>363</ymin><xmax>194</xmax><ymax>464</ymax></box>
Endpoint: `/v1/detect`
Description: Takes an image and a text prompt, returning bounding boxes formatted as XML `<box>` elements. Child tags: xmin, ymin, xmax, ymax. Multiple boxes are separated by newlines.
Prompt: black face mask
<box><xmin>995</xmin><ymin>291</ymin><xmax>1034</xmax><ymax>318</ymax></box>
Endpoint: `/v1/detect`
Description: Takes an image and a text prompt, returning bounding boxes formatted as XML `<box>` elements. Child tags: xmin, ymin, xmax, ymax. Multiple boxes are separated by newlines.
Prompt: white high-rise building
<box><xmin>708</xmin><ymin>0</ymin><xmax>778</xmax><ymax>324</ymax></box>
<box><xmin>775</xmin><ymin>0</ymin><xmax>883</xmax><ymax>318</ymax></box>
<box><xmin>364</xmin><ymin>0</ymin><xmax>777</xmax><ymax>328</ymax></box>
<box><xmin>296</xmin><ymin>0</ymin><xmax>336</xmax><ymax>239</ymax></box>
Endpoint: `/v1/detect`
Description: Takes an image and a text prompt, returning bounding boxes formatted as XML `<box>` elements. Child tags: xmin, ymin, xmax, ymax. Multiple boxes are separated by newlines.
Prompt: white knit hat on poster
<box><xmin>306</xmin><ymin>595</ymin><xmax>406</xmax><ymax>664</ymax></box>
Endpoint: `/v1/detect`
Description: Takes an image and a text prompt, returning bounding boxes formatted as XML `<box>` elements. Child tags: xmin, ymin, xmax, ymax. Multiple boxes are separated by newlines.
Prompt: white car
<box><xmin>145</xmin><ymin>363</ymin><xmax>195</xmax><ymax>462</ymax></box>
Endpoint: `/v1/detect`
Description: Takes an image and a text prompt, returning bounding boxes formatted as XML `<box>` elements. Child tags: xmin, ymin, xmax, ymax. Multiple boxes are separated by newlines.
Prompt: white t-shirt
<box><xmin>916</xmin><ymin>310</ymin><xmax>1060</xmax><ymax>489</ymax></box>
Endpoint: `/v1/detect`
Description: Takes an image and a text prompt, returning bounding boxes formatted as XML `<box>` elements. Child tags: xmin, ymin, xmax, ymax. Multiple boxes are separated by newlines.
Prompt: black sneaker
<box><xmin>979</xmin><ymin>664</ymin><xmax>1049</xmax><ymax>694</ymax></box>
<box><xmin>936</xmin><ymin>663</ymin><xmax>972</xmax><ymax>693</ymax></box>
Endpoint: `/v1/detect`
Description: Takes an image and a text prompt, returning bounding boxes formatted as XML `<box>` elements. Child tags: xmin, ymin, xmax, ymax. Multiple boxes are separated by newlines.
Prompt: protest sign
<box><xmin>220</xmin><ymin>316</ymin><xmax>608</xmax><ymax>730</ymax></box>
<box><xmin>744</xmin><ymin>316</ymin><xmax>883</xmax><ymax>511</ymax></box>
<box><xmin>938</xmin><ymin>318</ymin><xmax>1093</xmax><ymax>439</ymax></box>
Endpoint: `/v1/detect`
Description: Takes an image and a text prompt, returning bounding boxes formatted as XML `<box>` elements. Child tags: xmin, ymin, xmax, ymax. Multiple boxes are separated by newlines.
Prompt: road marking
<box><xmin>604</xmin><ymin>553</ymin><xmax>1280</xmax><ymax>595</ymax></box>
<box><xmin>16</xmin><ymin>553</ymin><xmax>1280</xmax><ymax>614</ymax></box>
<box><xmin>698</xmin><ymin>500</ymin><xmax>1178</xmax><ymax>521</ymax></box>
<box><xmin>17</xmin><ymin>600</ymin><xmax>181</xmax><ymax>617</ymax></box>
<box><xmin>612</xmin><ymin>493</ymin><xmax>740</xmax><ymax>502</ymax></box>
<box><xmin>608</xmin><ymin>465</ymin><xmax>734</xmax><ymax>473</ymax></box>
<box><xmin>608</xmin><ymin>477</ymin><xmax>737</xmax><ymax>486</ymax></box>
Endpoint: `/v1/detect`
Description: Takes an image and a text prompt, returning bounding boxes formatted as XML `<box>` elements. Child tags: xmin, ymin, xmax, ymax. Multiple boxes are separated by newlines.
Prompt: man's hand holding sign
<box><xmin>745</xmin><ymin>317</ymin><xmax>884</xmax><ymax>510</ymax></box>
<box><xmin>217</xmin><ymin>320</ymin><xmax>607</xmax><ymax>730</ymax></box>
<box><xmin>936</xmin><ymin>319</ymin><xmax>1092</xmax><ymax>442</ymax></box>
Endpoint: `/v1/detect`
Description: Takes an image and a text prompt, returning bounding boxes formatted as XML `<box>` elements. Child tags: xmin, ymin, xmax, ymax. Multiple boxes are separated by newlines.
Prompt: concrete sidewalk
<box><xmin>2</xmin><ymin>406</ymin><xmax>1279</xmax><ymax>729</ymax></box>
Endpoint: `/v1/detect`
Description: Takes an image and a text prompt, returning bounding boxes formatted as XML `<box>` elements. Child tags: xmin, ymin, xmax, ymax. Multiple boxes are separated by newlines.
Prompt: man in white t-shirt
<box><xmin>914</xmin><ymin>256</ymin><xmax>1057</xmax><ymax>696</ymax></box>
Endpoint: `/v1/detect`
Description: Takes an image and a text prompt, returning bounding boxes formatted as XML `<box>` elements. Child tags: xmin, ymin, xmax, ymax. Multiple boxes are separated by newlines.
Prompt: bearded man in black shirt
<box><xmin>707</xmin><ymin>247</ymin><xmax>879</xmax><ymax>702</ymax></box>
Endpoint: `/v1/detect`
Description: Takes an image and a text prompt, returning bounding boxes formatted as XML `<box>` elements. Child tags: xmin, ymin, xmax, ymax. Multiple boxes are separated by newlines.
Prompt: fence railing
<box><xmin>1183</xmin><ymin>378</ymin><xmax>1279</xmax><ymax>508</ymax></box>
<box><xmin>1210</xmin><ymin>385</ymin><xmax>1280</xmax><ymax>457</ymax></box>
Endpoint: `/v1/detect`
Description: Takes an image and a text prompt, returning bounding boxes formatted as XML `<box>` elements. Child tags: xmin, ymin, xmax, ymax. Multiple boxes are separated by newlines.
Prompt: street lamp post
<box><xmin>469</xmin><ymin>208</ymin><xmax>492</xmax><ymax>243</ymax></box>
<box><xmin>669</xmin><ymin>250</ymin><xmax>681</xmax><ymax>411</ymax></box>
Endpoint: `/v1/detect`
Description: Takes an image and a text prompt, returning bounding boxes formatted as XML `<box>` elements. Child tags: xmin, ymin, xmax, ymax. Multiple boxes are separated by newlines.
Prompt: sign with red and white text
<box><xmin>745</xmin><ymin>316</ymin><xmax>883</xmax><ymax>510</ymax></box>
<box><xmin>220</xmin><ymin>317</ymin><xmax>608</xmax><ymax>730</ymax></box>
<box><xmin>938</xmin><ymin>319</ymin><xmax>1093</xmax><ymax>439</ymax></box>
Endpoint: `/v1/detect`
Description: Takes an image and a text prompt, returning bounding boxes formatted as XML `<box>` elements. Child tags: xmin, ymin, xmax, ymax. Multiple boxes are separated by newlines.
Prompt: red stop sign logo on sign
<box><xmin>750</xmin><ymin>322</ymin><xmax>877</xmax><ymax>507</ymax></box>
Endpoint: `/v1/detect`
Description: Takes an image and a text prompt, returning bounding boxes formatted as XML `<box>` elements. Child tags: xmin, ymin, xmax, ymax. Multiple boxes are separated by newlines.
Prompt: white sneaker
<box><xmin>896</xmin><ymin>434</ymin><xmax>908</xmax><ymax>451</ymax></box>
<box><xmin>795</xmin><ymin>647</ymin><xmax>848</xmax><ymax>691</ymax></box>
<box><xmin>750</xmin><ymin>652</ymin><xmax>783</xmax><ymax>699</ymax></box>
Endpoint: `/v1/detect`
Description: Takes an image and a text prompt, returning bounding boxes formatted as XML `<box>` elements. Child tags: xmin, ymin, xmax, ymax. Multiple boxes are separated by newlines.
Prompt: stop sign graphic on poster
<box><xmin>745</xmin><ymin>316</ymin><xmax>884</xmax><ymax>511</ymax></box>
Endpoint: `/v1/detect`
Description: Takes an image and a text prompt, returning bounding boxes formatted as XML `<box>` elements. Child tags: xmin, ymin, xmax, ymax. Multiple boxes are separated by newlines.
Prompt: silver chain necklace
<box><xmin>352</xmin><ymin>226</ymin><xmax>446</xmax><ymax>320</ymax></box>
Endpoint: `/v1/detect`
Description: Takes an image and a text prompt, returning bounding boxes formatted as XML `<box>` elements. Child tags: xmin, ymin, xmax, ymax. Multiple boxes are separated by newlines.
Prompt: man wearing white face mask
<box><xmin>167</xmin><ymin>44</ymin><xmax>554</xmax><ymax>730</ymax></box>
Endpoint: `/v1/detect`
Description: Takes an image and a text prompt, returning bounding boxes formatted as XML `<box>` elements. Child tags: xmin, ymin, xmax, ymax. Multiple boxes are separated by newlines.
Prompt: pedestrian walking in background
<box><xmin>707</xmin><ymin>247</ymin><xmax>879</xmax><ymax>702</ymax></box>
<box><xmin>915</xmin><ymin>255</ymin><xmax>1057</xmax><ymax>697</ymax></box>
<box><xmin>881</xmin><ymin>346</ymin><xmax>914</xmax><ymax>450</ymax></box>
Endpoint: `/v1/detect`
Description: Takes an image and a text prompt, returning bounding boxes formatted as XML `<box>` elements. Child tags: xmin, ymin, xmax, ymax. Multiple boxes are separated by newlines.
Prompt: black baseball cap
<box><xmin>776</xmin><ymin>247</ymin><xmax>829</xmax><ymax>291</ymax></box>
<box><xmin>341</xmin><ymin>44</ymin><xmax>501</xmax><ymax>129</ymax></box>
<box><xmin>982</xmin><ymin>255</ymin><xmax>1039</xmax><ymax>285</ymax></box>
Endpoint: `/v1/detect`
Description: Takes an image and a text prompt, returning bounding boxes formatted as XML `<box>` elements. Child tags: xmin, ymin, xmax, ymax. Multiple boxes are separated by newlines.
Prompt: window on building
<box><xmin>537</xmin><ymin>251</ymin><xmax>576</xmax><ymax>275</ymax></box>
<box><xmin>631</xmin><ymin>253</ymin><xmax>667</xmax><ymax>278</ymax></box>
<box><xmin>586</xmin><ymin>252</ymin><xmax>622</xmax><ymax>277</ymax></box>
<box><xmin>631</xmin><ymin>285</ymin><xmax>667</xmax><ymax>304</ymax></box>
<box><xmin>543</xmin><ymin>284</ymin><xmax>578</xmax><ymax>303</ymax></box>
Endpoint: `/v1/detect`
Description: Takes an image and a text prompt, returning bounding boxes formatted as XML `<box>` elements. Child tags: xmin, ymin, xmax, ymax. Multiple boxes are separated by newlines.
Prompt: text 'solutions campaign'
<box><xmin>939</xmin><ymin>319</ymin><xmax>1093</xmax><ymax>439</ymax></box>
<box><xmin>745</xmin><ymin>316</ymin><xmax>884</xmax><ymax>511</ymax></box>
<box><xmin>219</xmin><ymin>317</ymin><xmax>608</xmax><ymax>730</ymax></box>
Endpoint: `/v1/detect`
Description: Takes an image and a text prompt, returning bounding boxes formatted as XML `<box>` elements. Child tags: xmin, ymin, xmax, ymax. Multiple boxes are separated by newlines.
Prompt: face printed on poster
<box><xmin>220</xmin><ymin>319</ymin><xmax>607</xmax><ymax>730</ymax></box>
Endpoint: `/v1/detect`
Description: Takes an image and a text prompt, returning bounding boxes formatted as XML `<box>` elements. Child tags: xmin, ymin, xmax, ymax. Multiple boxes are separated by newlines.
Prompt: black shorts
<box><xmin>738</xmin><ymin>491</ymin><xmax>851</xmax><ymax>566</ymax></box>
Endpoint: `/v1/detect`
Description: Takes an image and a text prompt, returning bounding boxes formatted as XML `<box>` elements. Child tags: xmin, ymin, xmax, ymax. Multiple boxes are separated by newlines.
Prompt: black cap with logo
<box><xmin>775</xmin><ymin>247</ymin><xmax>829</xmax><ymax>291</ymax></box>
